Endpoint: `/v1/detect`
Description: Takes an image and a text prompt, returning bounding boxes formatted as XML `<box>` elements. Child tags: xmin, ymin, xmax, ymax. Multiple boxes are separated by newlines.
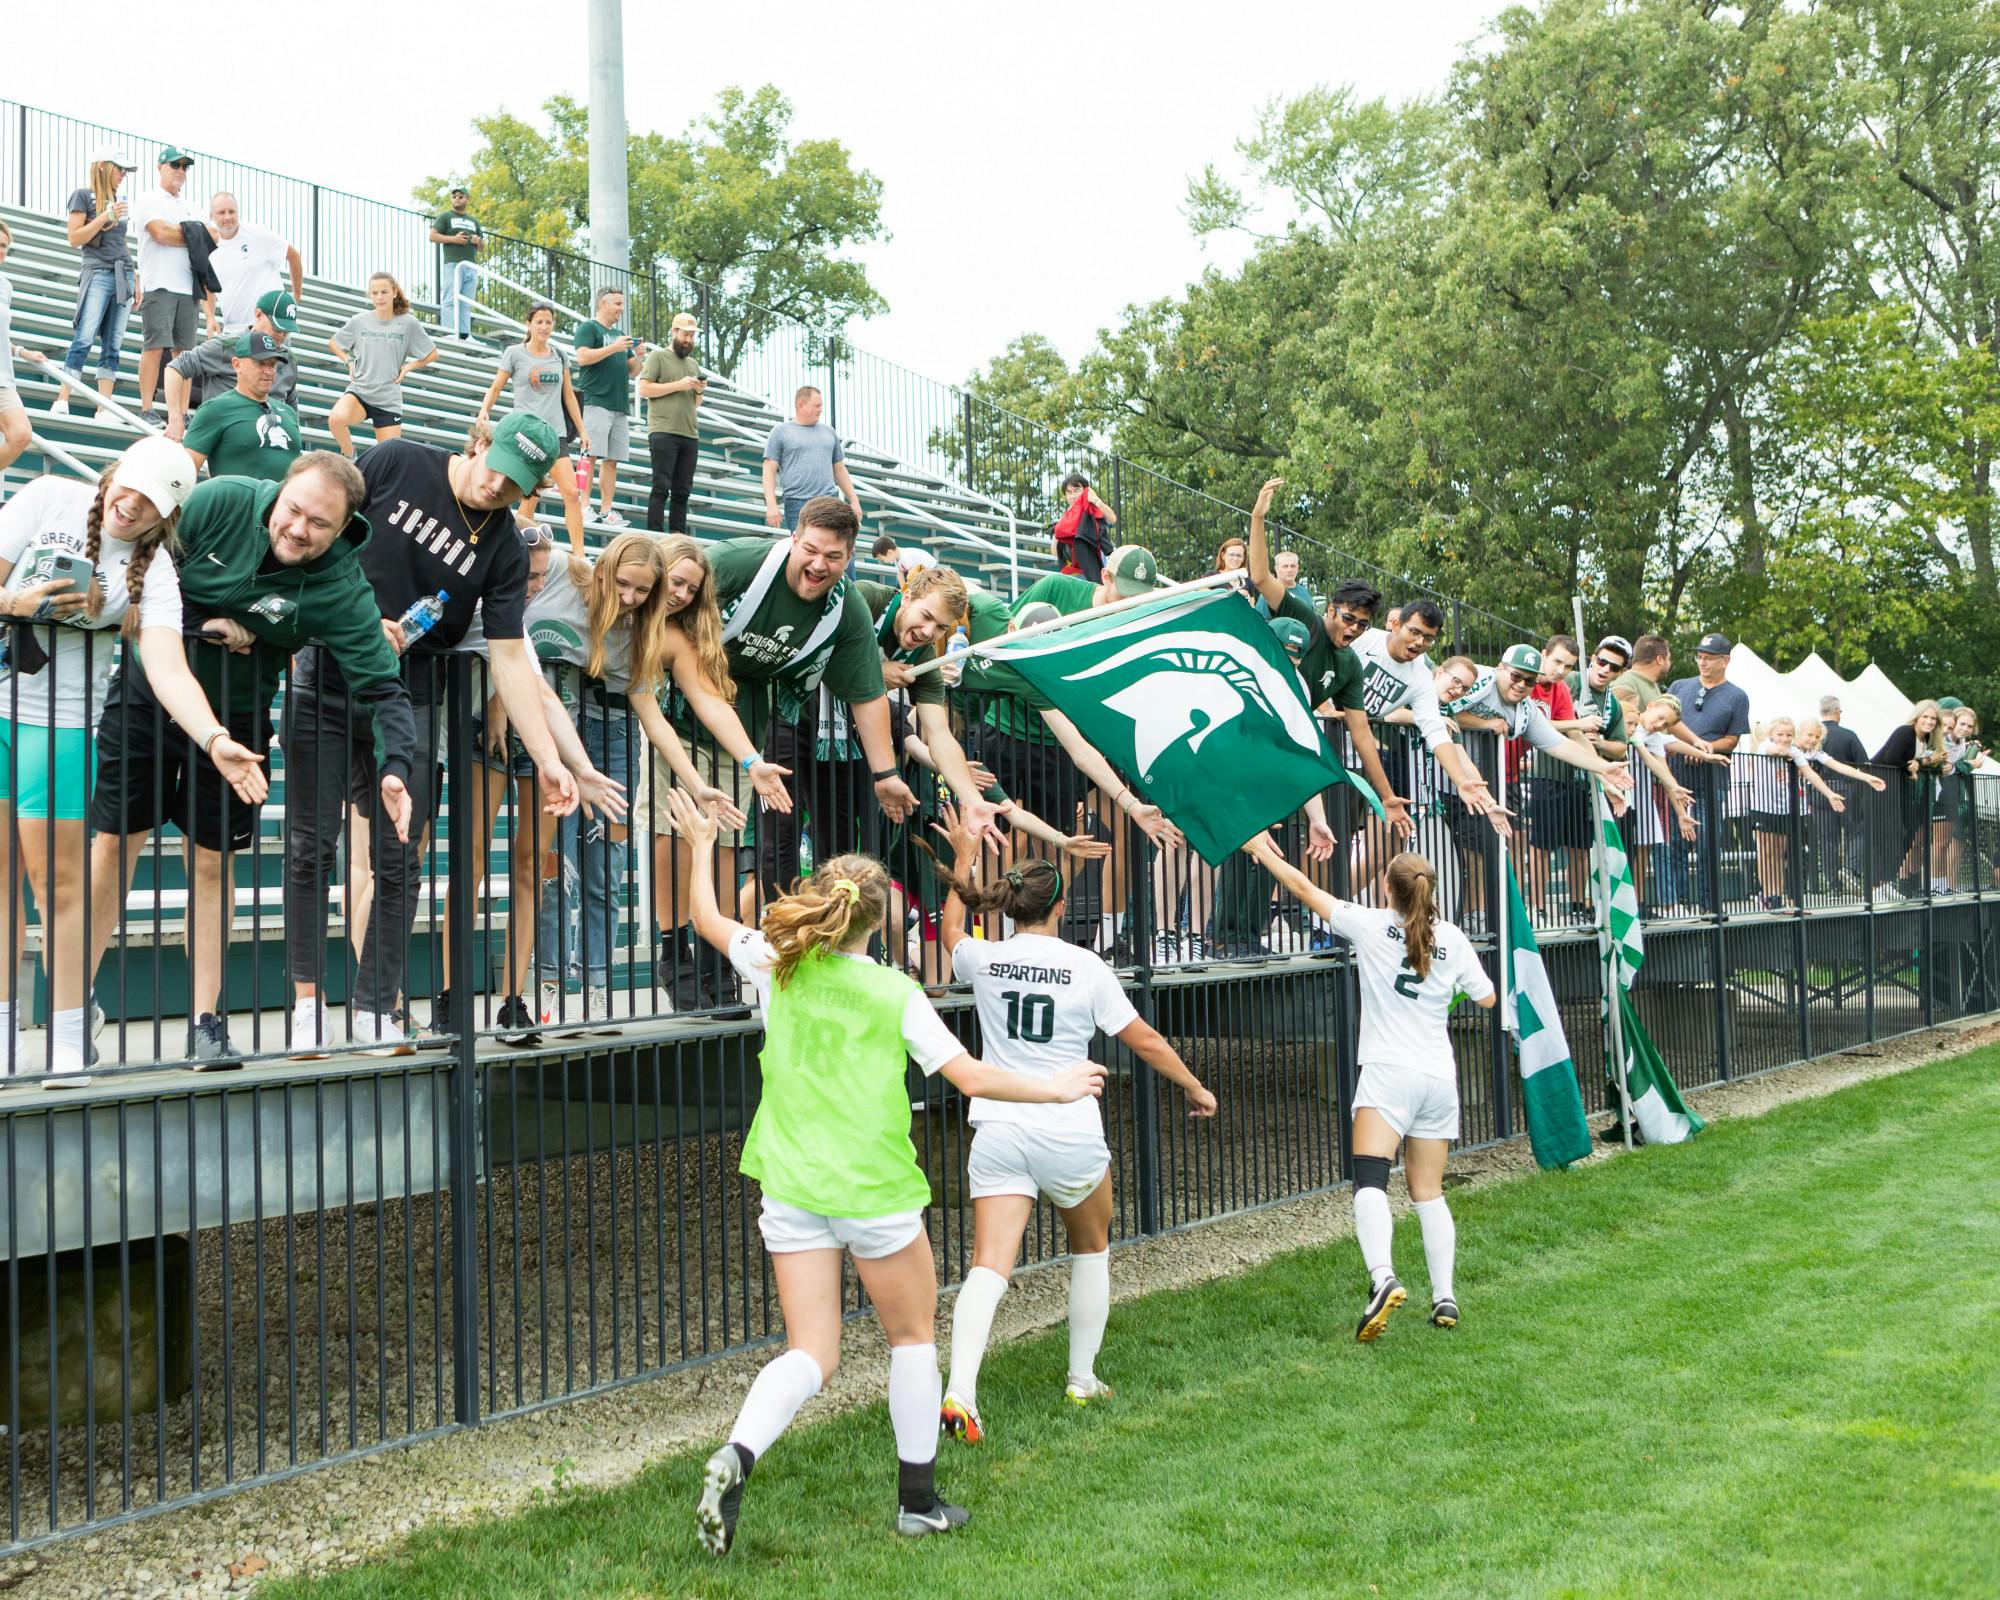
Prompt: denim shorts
<box><xmin>470</xmin><ymin>714</ymin><xmax>537</xmax><ymax>779</ymax></box>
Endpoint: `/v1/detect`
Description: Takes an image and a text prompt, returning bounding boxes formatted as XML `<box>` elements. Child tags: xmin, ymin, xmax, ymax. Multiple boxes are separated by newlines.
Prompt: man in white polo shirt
<box><xmin>133</xmin><ymin>145</ymin><xmax>200</xmax><ymax>425</ymax></box>
<box><xmin>203</xmin><ymin>191</ymin><xmax>302</xmax><ymax>338</ymax></box>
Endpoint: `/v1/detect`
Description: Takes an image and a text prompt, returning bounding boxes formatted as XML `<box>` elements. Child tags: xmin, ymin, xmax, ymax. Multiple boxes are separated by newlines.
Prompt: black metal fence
<box><xmin>0</xmin><ymin>632</ymin><xmax>1991</xmax><ymax>1552</ymax></box>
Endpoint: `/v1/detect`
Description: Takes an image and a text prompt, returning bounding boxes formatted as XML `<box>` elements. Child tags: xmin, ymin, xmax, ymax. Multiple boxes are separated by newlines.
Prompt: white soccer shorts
<box><xmin>966</xmin><ymin>1123</ymin><xmax>1112</xmax><ymax>1209</ymax></box>
<box><xmin>1354</xmin><ymin>1060</ymin><xmax>1461</xmax><ymax>1141</ymax></box>
<box><xmin>756</xmin><ymin>1197</ymin><xmax>925</xmax><ymax>1259</ymax></box>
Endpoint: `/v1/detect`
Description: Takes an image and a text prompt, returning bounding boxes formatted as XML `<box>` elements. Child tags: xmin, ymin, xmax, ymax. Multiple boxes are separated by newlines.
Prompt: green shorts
<box><xmin>0</xmin><ymin>719</ymin><xmax>94</xmax><ymax>820</ymax></box>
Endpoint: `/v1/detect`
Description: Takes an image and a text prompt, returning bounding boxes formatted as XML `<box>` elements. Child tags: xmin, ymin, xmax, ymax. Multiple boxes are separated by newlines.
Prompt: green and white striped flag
<box><xmin>1596</xmin><ymin>812</ymin><xmax>1703</xmax><ymax>1144</ymax></box>
<box><xmin>1503</xmin><ymin>861</ymin><xmax>1592</xmax><ymax>1169</ymax></box>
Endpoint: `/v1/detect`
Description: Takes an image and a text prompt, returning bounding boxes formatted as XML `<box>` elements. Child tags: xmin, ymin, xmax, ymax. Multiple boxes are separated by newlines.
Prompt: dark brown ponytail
<box><xmin>917</xmin><ymin>840</ymin><xmax>1064</xmax><ymax>924</ymax></box>
<box><xmin>1386</xmin><ymin>852</ymin><xmax>1440</xmax><ymax>981</ymax></box>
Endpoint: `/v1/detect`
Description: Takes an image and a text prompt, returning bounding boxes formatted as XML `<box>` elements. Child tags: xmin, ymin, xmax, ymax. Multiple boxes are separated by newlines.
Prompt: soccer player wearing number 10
<box><xmin>930</xmin><ymin>804</ymin><xmax>1217</xmax><ymax>1445</ymax></box>
<box><xmin>1247</xmin><ymin>832</ymin><xmax>1495</xmax><ymax>1338</ymax></box>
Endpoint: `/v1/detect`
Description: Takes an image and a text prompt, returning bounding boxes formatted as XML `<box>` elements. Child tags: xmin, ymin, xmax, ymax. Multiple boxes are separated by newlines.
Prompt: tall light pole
<box><xmin>587</xmin><ymin>0</ymin><xmax>631</xmax><ymax>317</ymax></box>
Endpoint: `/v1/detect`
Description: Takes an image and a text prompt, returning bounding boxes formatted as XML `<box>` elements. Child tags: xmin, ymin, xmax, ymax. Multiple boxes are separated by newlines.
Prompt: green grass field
<box><xmin>273</xmin><ymin>1048</ymin><xmax>2000</xmax><ymax>1600</ymax></box>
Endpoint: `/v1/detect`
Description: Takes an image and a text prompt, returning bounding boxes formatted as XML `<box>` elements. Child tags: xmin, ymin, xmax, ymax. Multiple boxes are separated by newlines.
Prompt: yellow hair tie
<box><xmin>832</xmin><ymin>877</ymin><xmax>862</xmax><ymax>906</ymax></box>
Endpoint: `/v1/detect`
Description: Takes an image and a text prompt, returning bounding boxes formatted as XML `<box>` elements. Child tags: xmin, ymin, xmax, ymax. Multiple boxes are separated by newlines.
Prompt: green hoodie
<box><xmin>171</xmin><ymin>475</ymin><xmax>419</xmax><ymax>781</ymax></box>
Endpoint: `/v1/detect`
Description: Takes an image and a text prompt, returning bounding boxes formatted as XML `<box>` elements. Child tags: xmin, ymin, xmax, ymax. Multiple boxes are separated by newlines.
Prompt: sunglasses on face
<box><xmin>1332</xmin><ymin>608</ymin><xmax>1371</xmax><ymax>629</ymax></box>
<box><xmin>1592</xmin><ymin>655</ymin><xmax>1623</xmax><ymax>670</ymax></box>
<box><xmin>1503</xmin><ymin>669</ymin><xmax>1536</xmax><ymax>688</ymax></box>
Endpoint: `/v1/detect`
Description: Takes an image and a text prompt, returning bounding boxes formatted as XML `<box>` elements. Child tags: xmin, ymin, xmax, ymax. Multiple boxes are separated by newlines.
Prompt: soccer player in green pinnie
<box><xmin>662</xmin><ymin>789</ymin><xmax>1106</xmax><ymax>1554</ymax></box>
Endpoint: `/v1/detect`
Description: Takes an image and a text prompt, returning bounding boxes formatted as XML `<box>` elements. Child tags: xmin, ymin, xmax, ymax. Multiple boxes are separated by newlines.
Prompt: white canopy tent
<box><xmin>1727</xmin><ymin>645</ymin><xmax>1915</xmax><ymax>755</ymax></box>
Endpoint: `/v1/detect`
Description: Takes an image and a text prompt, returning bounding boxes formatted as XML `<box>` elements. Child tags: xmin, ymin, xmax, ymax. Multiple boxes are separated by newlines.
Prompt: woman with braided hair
<box><xmin>929</xmin><ymin>802</ymin><xmax>1215</xmax><ymax>1446</ymax></box>
<box><xmin>665</xmin><ymin>788</ymin><xmax>1104</xmax><ymax>1555</ymax></box>
<box><xmin>0</xmin><ymin>437</ymin><xmax>265</xmax><ymax>1082</ymax></box>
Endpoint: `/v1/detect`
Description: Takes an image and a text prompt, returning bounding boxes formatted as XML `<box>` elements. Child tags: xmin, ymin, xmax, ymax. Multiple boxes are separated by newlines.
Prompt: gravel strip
<box><xmin>2</xmin><ymin>1014</ymin><xmax>1993</xmax><ymax>1599</ymax></box>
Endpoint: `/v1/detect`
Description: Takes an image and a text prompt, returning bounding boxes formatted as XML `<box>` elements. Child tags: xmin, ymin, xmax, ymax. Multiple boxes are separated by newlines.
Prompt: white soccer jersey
<box><xmin>1351</xmin><ymin>629</ymin><xmax>1451</xmax><ymax>751</ymax></box>
<box><xmin>952</xmin><ymin>933</ymin><xmax>1137</xmax><ymax>1133</ymax></box>
<box><xmin>1322</xmin><ymin>900</ymin><xmax>1493</xmax><ymax>1079</ymax></box>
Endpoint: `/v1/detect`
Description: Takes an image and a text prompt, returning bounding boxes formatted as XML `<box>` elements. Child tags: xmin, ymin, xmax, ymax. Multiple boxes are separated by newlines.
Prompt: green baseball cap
<box><xmin>1269</xmin><ymin>616</ymin><xmax>1310</xmax><ymax>652</ymax></box>
<box><xmin>1937</xmin><ymin>695</ymin><xmax>1965</xmax><ymax>711</ymax></box>
<box><xmin>256</xmin><ymin>289</ymin><xmax>299</xmax><ymax>332</ymax></box>
<box><xmin>158</xmin><ymin>145</ymin><xmax>194</xmax><ymax>167</ymax></box>
<box><xmin>486</xmin><ymin>410</ymin><xmax>562</xmax><ymax>495</ymax></box>
<box><xmin>1105</xmin><ymin>544</ymin><xmax>1159</xmax><ymax>597</ymax></box>
<box><xmin>234</xmin><ymin>330</ymin><xmax>283</xmax><ymax>361</ymax></box>
<box><xmin>1499</xmin><ymin>643</ymin><xmax>1544</xmax><ymax>675</ymax></box>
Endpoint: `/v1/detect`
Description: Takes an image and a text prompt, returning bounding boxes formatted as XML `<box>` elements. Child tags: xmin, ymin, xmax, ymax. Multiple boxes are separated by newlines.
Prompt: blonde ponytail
<box><xmin>759</xmin><ymin>853</ymin><xmax>889</xmax><ymax>990</ymax></box>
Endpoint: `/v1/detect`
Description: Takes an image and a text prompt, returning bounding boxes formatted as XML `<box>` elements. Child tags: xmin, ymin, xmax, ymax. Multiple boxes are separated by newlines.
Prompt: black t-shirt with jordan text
<box><xmin>330</xmin><ymin>440</ymin><xmax>529</xmax><ymax>698</ymax></box>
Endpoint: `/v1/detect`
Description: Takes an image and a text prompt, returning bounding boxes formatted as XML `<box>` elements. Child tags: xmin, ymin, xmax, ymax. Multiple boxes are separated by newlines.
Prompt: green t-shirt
<box><xmin>1609</xmin><ymin>668</ymin><xmax>1660</xmax><ymax>720</ymax></box>
<box><xmin>1016</xmin><ymin>572</ymin><xmax>1098</xmax><ymax>614</ymax></box>
<box><xmin>856</xmin><ymin>579</ymin><xmax>947</xmax><ymax>708</ymax></box>
<box><xmin>1274</xmin><ymin>591</ymin><xmax>1363</xmax><ymax>714</ymax></box>
<box><xmin>571</xmin><ymin>318</ymin><xmax>631</xmax><ymax>410</ymax></box>
<box><xmin>183</xmin><ymin>391</ymin><xmax>302</xmax><ymax>483</ymax></box>
<box><xmin>965</xmin><ymin>583</ymin><xmax>1012</xmax><ymax>647</ymax></box>
<box><xmin>691</xmin><ymin>537</ymin><xmax>885</xmax><ymax>741</ymax></box>
<box><xmin>433</xmin><ymin>211</ymin><xmax>483</xmax><ymax>256</ymax></box>
<box><xmin>639</xmin><ymin>345</ymin><xmax>701</xmax><ymax>437</ymax></box>
<box><xmin>1567</xmin><ymin>670</ymin><xmax>1629</xmax><ymax>747</ymax></box>
<box><xmin>741</xmin><ymin>947</ymin><xmax>934</xmax><ymax>1216</ymax></box>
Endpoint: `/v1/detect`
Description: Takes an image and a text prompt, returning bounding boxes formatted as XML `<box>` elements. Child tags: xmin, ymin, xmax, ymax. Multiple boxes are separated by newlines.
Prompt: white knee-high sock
<box><xmin>888</xmin><ymin>1343</ymin><xmax>941</xmax><ymax>1466</ymax></box>
<box><xmin>1353</xmin><ymin>1187</ymin><xmax>1396</xmax><ymax>1290</ymax></box>
<box><xmin>727</xmin><ymin>1347</ymin><xmax>823</xmax><ymax>1462</ymax></box>
<box><xmin>947</xmin><ymin>1267</ymin><xmax>1008</xmax><ymax>1408</ymax></box>
<box><xmin>1067</xmin><ymin>1251</ymin><xmax>1111</xmax><ymax>1385</ymax></box>
<box><xmin>1415</xmin><ymin>1197</ymin><xmax>1456</xmax><ymax>1303</ymax></box>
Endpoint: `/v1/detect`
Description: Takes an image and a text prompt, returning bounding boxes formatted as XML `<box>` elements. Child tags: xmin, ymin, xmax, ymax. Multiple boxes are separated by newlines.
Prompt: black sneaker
<box><xmin>495</xmin><ymin>995</ymin><xmax>540</xmax><ymax>1046</ymax></box>
<box><xmin>415</xmin><ymin>990</ymin><xmax>455</xmax><ymax>1051</ymax></box>
<box><xmin>1356</xmin><ymin>1275</ymin><xmax>1406</xmax><ymax>1343</ymax></box>
<box><xmin>189</xmin><ymin>1013</ymin><xmax>236</xmax><ymax>1069</ymax></box>
<box><xmin>895</xmin><ymin>1499</ymin><xmax>970</xmax><ymax>1538</ymax></box>
<box><xmin>695</xmin><ymin>1444</ymin><xmax>746</xmax><ymax>1555</ymax></box>
<box><xmin>137</xmin><ymin>408</ymin><xmax>164</xmax><ymax>428</ymax></box>
<box><xmin>1430</xmin><ymin>1297</ymin><xmax>1459</xmax><ymax>1329</ymax></box>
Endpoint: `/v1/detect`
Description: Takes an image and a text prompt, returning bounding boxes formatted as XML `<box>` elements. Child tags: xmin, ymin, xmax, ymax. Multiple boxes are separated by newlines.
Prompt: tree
<box><xmin>418</xmin><ymin>86</ymin><xmax>887</xmax><ymax>373</ymax></box>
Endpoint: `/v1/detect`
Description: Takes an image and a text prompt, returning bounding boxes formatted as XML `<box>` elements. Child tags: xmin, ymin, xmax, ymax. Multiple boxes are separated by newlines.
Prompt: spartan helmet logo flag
<box><xmin>1065</xmin><ymin>633</ymin><xmax>1324</xmax><ymax>785</ymax></box>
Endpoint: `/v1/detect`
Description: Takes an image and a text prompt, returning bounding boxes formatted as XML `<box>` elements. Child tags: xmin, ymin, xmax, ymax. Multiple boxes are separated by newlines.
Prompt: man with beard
<box><xmin>640</xmin><ymin>311</ymin><xmax>706</xmax><ymax>533</ymax></box>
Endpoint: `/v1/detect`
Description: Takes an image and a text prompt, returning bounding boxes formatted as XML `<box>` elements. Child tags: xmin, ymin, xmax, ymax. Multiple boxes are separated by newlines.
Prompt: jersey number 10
<box><xmin>1000</xmin><ymin>989</ymin><xmax>1055</xmax><ymax>1044</ymax></box>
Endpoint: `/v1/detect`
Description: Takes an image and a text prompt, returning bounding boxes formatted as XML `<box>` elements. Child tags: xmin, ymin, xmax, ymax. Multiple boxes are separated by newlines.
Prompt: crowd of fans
<box><xmin>0</xmin><ymin>146</ymin><xmax>1991</xmax><ymax>1084</ymax></box>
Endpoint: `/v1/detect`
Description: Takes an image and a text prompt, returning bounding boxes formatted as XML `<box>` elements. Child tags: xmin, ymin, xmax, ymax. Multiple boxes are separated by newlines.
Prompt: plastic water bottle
<box><xmin>397</xmin><ymin>589</ymin><xmax>450</xmax><ymax>647</ymax></box>
<box><xmin>946</xmin><ymin>626</ymin><xmax>969</xmax><ymax>657</ymax></box>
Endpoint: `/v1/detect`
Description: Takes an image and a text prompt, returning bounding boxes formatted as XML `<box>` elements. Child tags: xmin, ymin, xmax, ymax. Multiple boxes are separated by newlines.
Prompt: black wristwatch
<box><xmin>871</xmin><ymin>767</ymin><xmax>900</xmax><ymax>782</ymax></box>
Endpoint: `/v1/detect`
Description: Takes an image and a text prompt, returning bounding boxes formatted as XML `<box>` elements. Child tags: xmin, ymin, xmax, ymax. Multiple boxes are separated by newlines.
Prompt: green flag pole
<box><xmin>1575</xmin><ymin>595</ymin><xmax>1633</xmax><ymax>1152</ymax></box>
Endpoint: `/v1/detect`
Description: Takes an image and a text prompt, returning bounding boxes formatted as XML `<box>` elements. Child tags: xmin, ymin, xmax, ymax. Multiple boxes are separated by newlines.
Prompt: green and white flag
<box><xmin>1596</xmin><ymin>812</ymin><xmax>1703</xmax><ymax>1144</ymax></box>
<box><xmin>1504</xmin><ymin>861</ymin><xmax>1592</xmax><ymax>1169</ymax></box>
<box><xmin>984</xmin><ymin>587</ymin><xmax>1373</xmax><ymax>865</ymax></box>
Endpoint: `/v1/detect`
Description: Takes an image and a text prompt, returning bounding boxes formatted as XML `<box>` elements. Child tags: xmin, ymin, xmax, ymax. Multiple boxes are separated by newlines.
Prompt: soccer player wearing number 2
<box><xmin>929</xmin><ymin>804</ymin><xmax>1217</xmax><ymax>1445</ymax></box>
<box><xmin>1246</xmin><ymin>832</ymin><xmax>1496</xmax><ymax>1339</ymax></box>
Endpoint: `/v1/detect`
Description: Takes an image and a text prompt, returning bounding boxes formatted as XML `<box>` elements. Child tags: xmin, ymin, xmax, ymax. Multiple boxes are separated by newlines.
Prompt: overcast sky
<box><xmin>4</xmin><ymin>0</ymin><xmax>1500</xmax><ymax>384</ymax></box>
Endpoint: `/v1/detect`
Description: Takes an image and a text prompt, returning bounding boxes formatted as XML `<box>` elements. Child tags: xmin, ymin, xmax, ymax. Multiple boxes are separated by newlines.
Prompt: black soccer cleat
<box><xmin>896</xmin><ymin>1499</ymin><xmax>971</xmax><ymax>1538</ymax></box>
<box><xmin>695</xmin><ymin>1445</ymin><xmax>746</xmax><ymax>1555</ymax></box>
<box><xmin>1430</xmin><ymin>1297</ymin><xmax>1459</xmax><ymax>1329</ymax></box>
<box><xmin>1356</xmin><ymin>1275</ymin><xmax>1407</xmax><ymax>1343</ymax></box>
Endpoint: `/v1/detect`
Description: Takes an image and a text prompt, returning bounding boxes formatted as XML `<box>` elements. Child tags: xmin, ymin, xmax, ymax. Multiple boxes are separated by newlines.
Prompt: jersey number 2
<box><xmin>1002</xmin><ymin>990</ymin><xmax>1055</xmax><ymax>1044</ymax></box>
<box><xmin>1393</xmin><ymin>962</ymin><xmax>1423</xmax><ymax>1001</ymax></box>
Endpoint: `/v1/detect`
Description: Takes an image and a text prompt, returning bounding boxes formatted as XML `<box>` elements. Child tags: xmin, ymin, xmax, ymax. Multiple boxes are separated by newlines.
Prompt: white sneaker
<box><xmin>290</xmin><ymin>996</ymin><xmax>331</xmax><ymax>1059</ymax></box>
<box><xmin>47</xmin><ymin>387</ymin><xmax>71</xmax><ymax>416</ymax></box>
<box><xmin>1152</xmin><ymin>930</ymin><xmax>1180</xmax><ymax>967</ymax></box>
<box><xmin>597</xmin><ymin>509</ymin><xmax>630</xmax><ymax>529</ymax></box>
<box><xmin>40</xmin><ymin>1053</ymin><xmax>91</xmax><ymax>1091</ymax></box>
<box><xmin>540</xmin><ymin>981</ymin><xmax>590</xmax><ymax>1039</ymax></box>
<box><xmin>349</xmin><ymin>1008</ymin><xmax>413</xmax><ymax>1057</ymax></box>
<box><xmin>585</xmin><ymin>984</ymin><xmax>621</xmax><ymax>1036</ymax></box>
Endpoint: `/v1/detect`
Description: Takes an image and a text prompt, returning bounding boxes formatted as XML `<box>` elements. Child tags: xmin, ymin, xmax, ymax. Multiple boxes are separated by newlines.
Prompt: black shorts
<box><xmin>89</xmin><ymin>673</ymin><xmax>271</xmax><ymax>852</ymax></box>
<box><xmin>342</xmin><ymin>392</ymin><xmax>402</xmax><ymax>429</ymax></box>
<box><xmin>969</xmin><ymin>724</ymin><xmax>1085</xmax><ymax>831</ymax></box>
<box><xmin>1750</xmin><ymin>810</ymin><xmax>1792</xmax><ymax>839</ymax></box>
<box><xmin>1526</xmin><ymin>777</ymin><xmax>1592</xmax><ymax>850</ymax></box>
<box><xmin>1440</xmin><ymin>791</ymin><xmax>1492</xmax><ymax>854</ymax></box>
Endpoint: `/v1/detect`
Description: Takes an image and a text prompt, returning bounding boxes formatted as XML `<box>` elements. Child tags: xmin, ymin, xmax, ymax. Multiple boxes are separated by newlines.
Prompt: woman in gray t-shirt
<box><xmin>327</xmin><ymin>273</ymin><xmax>437</xmax><ymax>454</ymax></box>
<box><xmin>477</xmin><ymin>304</ymin><xmax>590</xmax><ymax>554</ymax></box>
